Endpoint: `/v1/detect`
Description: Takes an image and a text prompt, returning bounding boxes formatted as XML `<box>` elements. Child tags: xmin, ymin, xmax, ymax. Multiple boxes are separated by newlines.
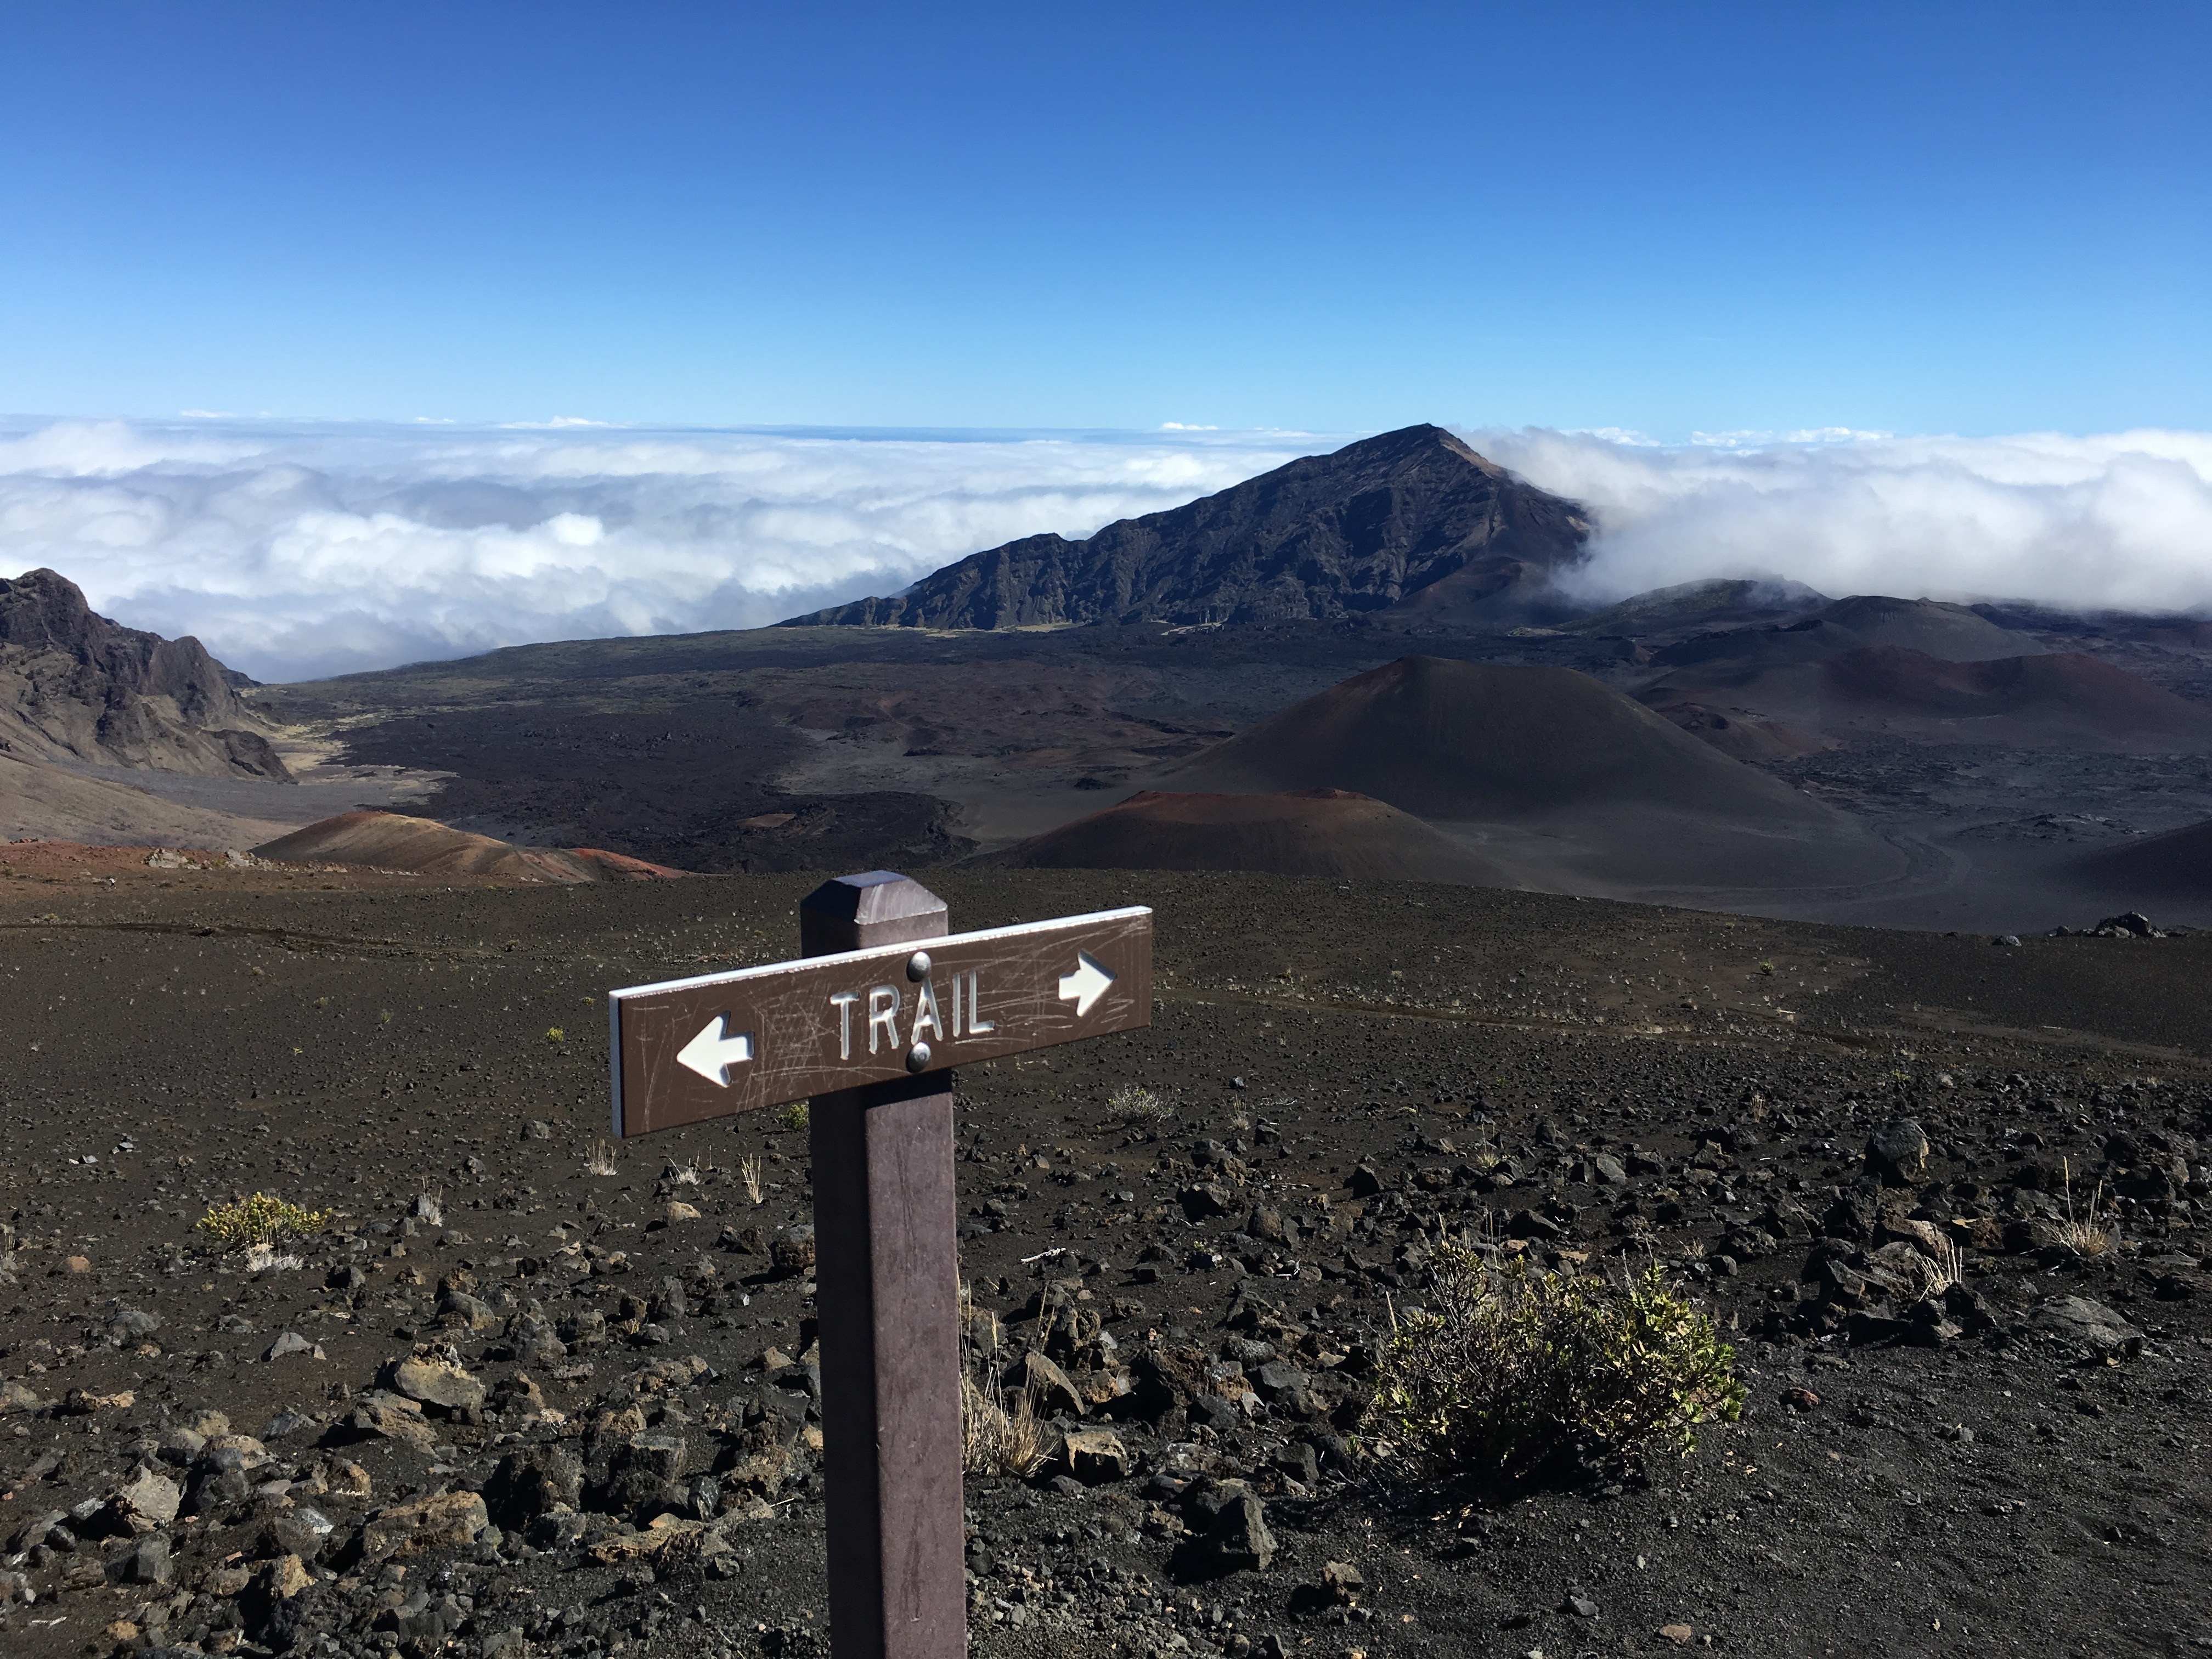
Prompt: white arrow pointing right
<box><xmin>677</xmin><ymin>1015</ymin><xmax>755</xmax><ymax>1087</ymax></box>
<box><xmin>1057</xmin><ymin>951</ymin><xmax>1115</xmax><ymax>1018</ymax></box>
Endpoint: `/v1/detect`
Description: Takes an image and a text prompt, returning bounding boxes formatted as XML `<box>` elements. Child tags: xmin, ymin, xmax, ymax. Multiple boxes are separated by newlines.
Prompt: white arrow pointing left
<box><xmin>677</xmin><ymin>1015</ymin><xmax>755</xmax><ymax>1086</ymax></box>
<box><xmin>1057</xmin><ymin>951</ymin><xmax>1115</xmax><ymax>1018</ymax></box>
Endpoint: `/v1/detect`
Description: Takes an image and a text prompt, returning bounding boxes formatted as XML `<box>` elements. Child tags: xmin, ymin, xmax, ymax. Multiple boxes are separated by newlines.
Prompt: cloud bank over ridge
<box><xmin>1475</xmin><ymin>426</ymin><xmax>2212</xmax><ymax>617</ymax></box>
<box><xmin>1</xmin><ymin>419</ymin><xmax>2205</xmax><ymax>682</ymax></box>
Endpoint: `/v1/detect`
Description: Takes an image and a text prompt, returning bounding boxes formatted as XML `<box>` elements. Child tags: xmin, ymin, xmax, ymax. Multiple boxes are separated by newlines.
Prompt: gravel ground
<box><xmin>3</xmin><ymin>867</ymin><xmax>2209</xmax><ymax>1659</ymax></box>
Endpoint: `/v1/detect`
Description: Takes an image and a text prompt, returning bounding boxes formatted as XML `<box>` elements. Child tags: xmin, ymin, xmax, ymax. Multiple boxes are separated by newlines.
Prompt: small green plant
<box><xmin>545</xmin><ymin>1026</ymin><xmax>565</xmax><ymax>1044</ymax></box>
<box><xmin>777</xmin><ymin>1102</ymin><xmax>810</xmax><ymax>1132</ymax></box>
<box><xmin>1108</xmin><ymin>1084</ymin><xmax>1167</xmax><ymax>1126</ymax></box>
<box><xmin>1361</xmin><ymin>1248</ymin><xmax>1743</xmax><ymax>1486</ymax></box>
<box><xmin>196</xmin><ymin>1193</ymin><xmax>330</xmax><ymax>1250</ymax></box>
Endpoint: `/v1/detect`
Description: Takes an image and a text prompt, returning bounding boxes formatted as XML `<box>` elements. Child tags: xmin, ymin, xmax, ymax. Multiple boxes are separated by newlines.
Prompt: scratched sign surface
<box><xmin>608</xmin><ymin>906</ymin><xmax>1153</xmax><ymax>1137</ymax></box>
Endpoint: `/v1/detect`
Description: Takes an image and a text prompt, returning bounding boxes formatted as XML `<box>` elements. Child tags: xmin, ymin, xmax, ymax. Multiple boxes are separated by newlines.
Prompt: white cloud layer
<box><xmin>1470</xmin><ymin>426</ymin><xmax>2212</xmax><ymax>617</ymax></box>
<box><xmin>2</xmin><ymin>419</ymin><xmax>2205</xmax><ymax>683</ymax></box>
<box><xmin>0</xmin><ymin>420</ymin><xmax>1313</xmax><ymax>681</ymax></box>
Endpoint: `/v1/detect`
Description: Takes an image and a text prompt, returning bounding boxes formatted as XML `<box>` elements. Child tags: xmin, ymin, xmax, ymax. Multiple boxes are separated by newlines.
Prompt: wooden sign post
<box><xmin>605</xmin><ymin>872</ymin><xmax>1153</xmax><ymax>1659</ymax></box>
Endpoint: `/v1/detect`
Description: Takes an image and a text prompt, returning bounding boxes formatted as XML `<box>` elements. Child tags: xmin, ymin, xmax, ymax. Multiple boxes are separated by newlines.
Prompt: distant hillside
<box><xmin>253</xmin><ymin>811</ymin><xmax>687</xmax><ymax>883</ymax></box>
<box><xmin>0</xmin><ymin>567</ymin><xmax>290</xmax><ymax>779</ymax></box>
<box><xmin>783</xmin><ymin>425</ymin><xmax>1590</xmax><ymax>630</ymax></box>
<box><xmin>1650</xmin><ymin>595</ymin><xmax>2044</xmax><ymax>671</ymax></box>
<box><xmin>1642</xmin><ymin>645</ymin><xmax>2212</xmax><ymax>754</ymax></box>
<box><xmin>1165</xmin><ymin>655</ymin><xmax>1829</xmax><ymax>823</ymax></box>
<box><xmin>1560</xmin><ymin>577</ymin><xmax>1829</xmax><ymax>637</ymax></box>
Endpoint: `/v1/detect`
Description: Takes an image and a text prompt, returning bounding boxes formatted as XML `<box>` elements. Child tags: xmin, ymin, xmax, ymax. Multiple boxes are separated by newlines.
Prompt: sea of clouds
<box><xmin>0</xmin><ymin>420</ymin><xmax>1313</xmax><ymax>681</ymax></box>
<box><xmin>1</xmin><ymin>416</ymin><xmax>2206</xmax><ymax>682</ymax></box>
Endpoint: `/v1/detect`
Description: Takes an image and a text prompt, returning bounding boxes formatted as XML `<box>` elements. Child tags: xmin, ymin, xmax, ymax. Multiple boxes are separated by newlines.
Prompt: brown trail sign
<box><xmin>605</xmin><ymin>872</ymin><xmax>1153</xmax><ymax>1659</ymax></box>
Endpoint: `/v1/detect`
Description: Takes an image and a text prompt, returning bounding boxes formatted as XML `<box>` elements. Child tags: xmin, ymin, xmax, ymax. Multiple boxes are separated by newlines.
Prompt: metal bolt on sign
<box><xmin>605</xmin><ymin>872</ymin><xmax>1154</xmax><ymax>1659</ymax></box>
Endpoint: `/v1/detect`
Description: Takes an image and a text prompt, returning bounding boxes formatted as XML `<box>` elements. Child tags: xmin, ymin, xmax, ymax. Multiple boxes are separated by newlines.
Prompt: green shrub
<box><xmin>1361</xmin><ymin>1247</ymin><xmax>1743</xmax><ymax>1485</ymax></box>
<box><xmin>1108</xmin><ymin>1084</ymin><xmax>1167</xmax><ymax>1126</ymax></box>
<box><xmin>777</xmin><ymin>1102</ymin><xmax>810</xmax><ymax>1132</ymax></box>
<box><xmin>196</xmin><ymin>1193</ymin><xmax>331</xmax><ymax>1250</ymax></box>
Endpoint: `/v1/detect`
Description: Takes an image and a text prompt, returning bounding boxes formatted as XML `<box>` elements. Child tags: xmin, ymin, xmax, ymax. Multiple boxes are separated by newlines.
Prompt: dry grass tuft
<box><xmin>1108</xmin><ymin>1084</ymin><xmax>1168</xmax><ymax>1127</ymax></box>
<box><xmin>1922</xmin><ymin>1234</ymin><xmax>1966</xmax><ymax>1292</ymax></box>
<box><xmin>740</xmin><ymin>1154</ymin><xmax>765</xmax><ymax>1206</ymax></box>
<box><xmin>584</xmin><ymin>1138</ymin><xmax>619</xmax><ymax>1178</ymax></box>
<box><xmin>961</xmin><ymin>1372</ymin><xmax>1051</xmax><ymax>1478</ymax></box>
<box><xmin>2058</xmin><ymin>1158</ymin><xmax>2113</xmax><ymax>1257</ymax></box>
<box><xmin>958</xmin><ymin>1281</ymin><xmax>1049</xmax><ymax>1476</ymax></box>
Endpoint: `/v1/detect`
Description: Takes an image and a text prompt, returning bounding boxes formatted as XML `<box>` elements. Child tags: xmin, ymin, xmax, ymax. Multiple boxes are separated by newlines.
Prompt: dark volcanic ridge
<box><xmin>992</xmin><ymin>787</ymin><xmax>1516</xmax><ymax>885</ymax></box>
<box><xmin>783</xmin><ymin>425</ymin><xmax>1590</xmax><ymax>630</ymax></box>
<box><xmin>0</xmin><ymin>568</ymin><xmax>289</xmax><ymax>780</ymax></box>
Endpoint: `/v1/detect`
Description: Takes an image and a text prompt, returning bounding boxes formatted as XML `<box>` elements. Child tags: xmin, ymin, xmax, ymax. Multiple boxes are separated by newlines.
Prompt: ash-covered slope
<box><xmin>0</xmin><ymin>752</ymin><xmax>296</xmax><ymax>847</ymax></box>
<box><xmin>783</xmin><ymin>425</ymin><xmax>1589</xmax><ymax>629</ymax></box>
<box><xmin>1644</xmin><ymin>646</ymin><xmax>2212</xmax><ymax>754</ymax></box>
<box><xmin>0</xmin><ymin>567</ymin><xmax>290</xmax><ymax>778</ymax></box>
<box><xmin>1166</xmin><ymin>655</ymin><xmax>1829</xmax><ymax>823</ymax></box>
<box><xmin>995</xmin><ymin>787</ymin><xmax>1516</xmax><ymax>884</ymax></box>
<box><xmin>1650</xmin><ymin>595</ymin><xmax>2044</xmax><ymax>672</ymax></box>
<box><xmin>253</xmin><ymin>811</ymin><xmax>686</xmax><ymax>883</ymax></box>
<box><xmin>2067</xmin><ymin>818</ymin><xmax>2212</xmax><ymax>899</ymax></box>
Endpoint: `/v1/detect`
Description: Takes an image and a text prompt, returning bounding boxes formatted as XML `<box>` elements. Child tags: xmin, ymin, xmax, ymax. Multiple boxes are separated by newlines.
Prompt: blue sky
<box><xmin>3</xmin><ymin>2</ymin><xmax>2206</xmax><ymax>437</ymax></box>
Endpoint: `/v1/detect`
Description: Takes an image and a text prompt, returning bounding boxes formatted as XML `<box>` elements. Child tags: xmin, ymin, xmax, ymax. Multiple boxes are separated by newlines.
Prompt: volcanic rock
<box><xmin>1865</xmin><ymin>1119</ymin><xmax>1931</xmax><ymax>1186</ymax></box>
<box><xmin>385</xmin><ymin>1347</ymin><xmax>488</xmax><ymax>1412</ymax></box>
<box><xmin>1184</xmin><ymin>1481</ymin><xmax>1277</xmax><ymax>1573</ymax></box>
<box><xmin>1060</xmin><ymin>1427</ymin><xmax>1132</xmax><ymax>1484</ymax></box>
<box><xmin>2032</xmin><ymin>1295</ymin><xmax>2142</xmax><ymax>1353</ymax></box>
<box><xmin>1013</xmin><ymin>1351</ymin><xmax>1087</xmax><ymax>1418</ymax></box>
<box><xmin>110</xmin><ymin>1467</ymin><xmax>183</xmax><ymax>1531</ymax></box>
<box><xmin>348</xmin><ymin>1390</ymin><xmax>438</xmax><ymax>1449</ymax></box>
<box><xmin>360</xmin><ymin>1491</ymin><xmax>490</xmax><ymax>1561</ymax></box>
<box><xmin>484</xmin><ymin>1446</ymin><xmax>584</xmax><ymax>1525</ymax></box>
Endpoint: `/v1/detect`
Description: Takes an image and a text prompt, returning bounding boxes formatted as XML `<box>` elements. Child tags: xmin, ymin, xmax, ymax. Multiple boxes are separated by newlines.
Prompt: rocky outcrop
<box><xmin>0</xmin><ymin>567</ymin><xmax>290</xmax><ymax>778</ymax></box>
<box><xmin>783</xmin><ymin>424</ymin><xmax>1590</xmax><ymax>629</ymax></box>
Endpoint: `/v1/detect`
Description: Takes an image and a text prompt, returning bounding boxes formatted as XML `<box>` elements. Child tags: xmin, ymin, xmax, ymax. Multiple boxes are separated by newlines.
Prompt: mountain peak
<box><xmin>1333</xmin><ymin>421</ymin><xmax>1497</xmax><ymax>469</ymax></box>
<box><xmin>783</xmin><ymin>424</ymin><xmax>1583</xmax><ymax>630</ymax></box>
